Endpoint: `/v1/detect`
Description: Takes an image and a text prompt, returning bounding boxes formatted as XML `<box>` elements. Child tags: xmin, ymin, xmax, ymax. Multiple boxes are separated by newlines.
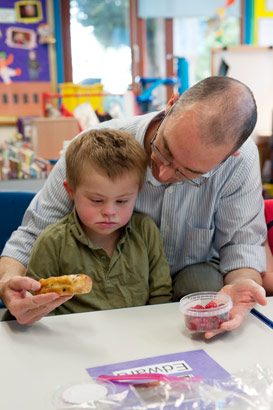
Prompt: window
<box><xmin>70</xmin><ymin>0</ymin><xmax>131</xmax><ymax>94</ymax></box>
<box><xmin>173</xmin><ymin>16</ymin><xmax>240</xmax><ymax>85</ymax></box>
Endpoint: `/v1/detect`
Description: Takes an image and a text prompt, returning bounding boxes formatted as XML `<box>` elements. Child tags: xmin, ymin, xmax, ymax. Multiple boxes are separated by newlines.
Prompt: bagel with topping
<box><xmin>35</xmin><ymin>274</ymin><xmax>92</xmax><ymax>295</ymax></box>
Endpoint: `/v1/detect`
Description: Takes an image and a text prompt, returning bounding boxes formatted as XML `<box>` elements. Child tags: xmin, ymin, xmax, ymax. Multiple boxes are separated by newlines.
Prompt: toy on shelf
<box><xmin>136</xmin><ymin>77</ymin><xmax>179</xmax><ymax>113</ymax></box>
<box><xmin>136</xmin><ymin>56</ymin><xmax>190</xmax><ymax>113</ymax></box>
<box><xmin>0</xmin><ymin>133</ymin><xmax>51</xmax><ymax>181</ymax></box>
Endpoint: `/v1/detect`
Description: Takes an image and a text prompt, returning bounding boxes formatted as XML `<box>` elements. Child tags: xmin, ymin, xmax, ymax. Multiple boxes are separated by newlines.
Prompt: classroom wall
<box><xmin>211</xmin><ymin>45</ymin><xmax>273</xmax><ymax>138</ymax></box>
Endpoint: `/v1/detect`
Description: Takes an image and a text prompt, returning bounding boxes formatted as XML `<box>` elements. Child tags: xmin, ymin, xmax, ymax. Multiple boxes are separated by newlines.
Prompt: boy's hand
<box><xmin>1</xmin><ymin>276</ymin><xmax>72</xmax><ymax>326</ymax></box>
<box><xmin>205</xmin><ymin>279</ymin><xmax>267</xmax><ymax>339</ymax></box>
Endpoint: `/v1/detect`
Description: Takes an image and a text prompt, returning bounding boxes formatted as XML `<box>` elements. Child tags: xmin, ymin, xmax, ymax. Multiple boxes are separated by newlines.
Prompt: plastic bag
<box><xmin>52</xmin><ymin>364</ymin><xmax>273</xmax><ymax>409</ymax></box>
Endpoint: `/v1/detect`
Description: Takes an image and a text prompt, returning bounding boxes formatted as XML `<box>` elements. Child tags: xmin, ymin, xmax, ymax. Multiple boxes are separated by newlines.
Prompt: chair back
<box><xmin>0</xmin><ymin>191</ymin><xmax>36</xmax><ymax>254</ymax></box>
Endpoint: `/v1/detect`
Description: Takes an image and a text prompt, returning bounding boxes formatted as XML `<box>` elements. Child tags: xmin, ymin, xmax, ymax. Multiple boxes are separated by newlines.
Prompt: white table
<box><xmin>1</xmin><ymin>299</ymin><xmax>273</xmax><ymax>410</ymax></box>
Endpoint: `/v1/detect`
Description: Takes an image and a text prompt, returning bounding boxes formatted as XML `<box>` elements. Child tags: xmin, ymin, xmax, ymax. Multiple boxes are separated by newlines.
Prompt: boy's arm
<box><xmin>141</xmin><ymin>216</ymin><xmax>173</xmax><ymax>304</ymax></box>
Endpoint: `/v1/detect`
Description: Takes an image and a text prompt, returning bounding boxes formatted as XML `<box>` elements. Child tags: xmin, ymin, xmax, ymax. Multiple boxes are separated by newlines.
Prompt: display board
<box><xmin>254</xmin><ymin>0</ymin><xmax>273</xmax><ymax>46</ymax></box>
<box><xmin>0</xmin><ymin>0</ymin><xmax>55</xmax><ymax>117</ymax></box>
<box><xmin>211</xmin><ymin>45</ymin><xmax>273</xmax><ymax>138</ymax></box>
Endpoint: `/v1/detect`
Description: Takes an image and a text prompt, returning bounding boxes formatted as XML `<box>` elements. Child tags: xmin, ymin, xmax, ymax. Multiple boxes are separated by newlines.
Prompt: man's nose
<box><xmin>158</xmin><ymin>163</ymin><xmax>176</xmax><ymax>180</ymax></box>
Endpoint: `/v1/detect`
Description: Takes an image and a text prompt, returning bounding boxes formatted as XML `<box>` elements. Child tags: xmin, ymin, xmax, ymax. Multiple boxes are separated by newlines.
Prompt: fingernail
<box><xmin>32</xmin><ymin>282</ymin><xmax>40</xmax><ymax>291</ymax></box>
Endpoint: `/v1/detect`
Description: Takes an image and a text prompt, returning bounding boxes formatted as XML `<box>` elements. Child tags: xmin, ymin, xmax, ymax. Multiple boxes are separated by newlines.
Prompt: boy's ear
<box><xmin>63</xmin><ymin>180</ymin><xmax>74</xmax><ymax>200</ymax></box>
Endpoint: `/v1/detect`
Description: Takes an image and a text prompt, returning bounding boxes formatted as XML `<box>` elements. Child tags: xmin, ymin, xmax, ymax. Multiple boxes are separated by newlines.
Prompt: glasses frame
<box><xmin>150</xmin><ymin>107</ymin><xmax>207</xmax><ymax>188</ymax></box>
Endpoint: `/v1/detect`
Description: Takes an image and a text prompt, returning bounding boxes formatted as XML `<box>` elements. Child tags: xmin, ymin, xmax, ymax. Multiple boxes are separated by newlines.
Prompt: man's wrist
<box><xmin>224</xmin><ymin>268</ymin><xmax>263</xmax><ymax>286</ymax></box>
<box><xmin>0</xmin><ymin>256</ymin><xmax>26</xmax><ymax>284</ymax></box>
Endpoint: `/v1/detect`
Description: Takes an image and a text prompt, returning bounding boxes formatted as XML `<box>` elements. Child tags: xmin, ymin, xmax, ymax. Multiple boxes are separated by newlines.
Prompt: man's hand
<box><xmin>1</xmin><ymin>275</ymin><xmax>72</xmax><ymax>326</ymax></box>
<box><xmin>205</xmin><ymin>279</ymin><xmax>267</xmax><ymax>339</ymax></box>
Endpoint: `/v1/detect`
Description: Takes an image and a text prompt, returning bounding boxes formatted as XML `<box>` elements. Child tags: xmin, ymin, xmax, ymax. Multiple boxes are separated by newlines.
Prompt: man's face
<box><xmin>150</xmin><ymin>107</ymin><xmax>236</xmax><ymax>185</ymax></box>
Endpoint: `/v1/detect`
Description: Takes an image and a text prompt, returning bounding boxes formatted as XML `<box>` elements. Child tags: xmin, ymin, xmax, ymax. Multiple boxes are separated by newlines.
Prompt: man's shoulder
<box><xmin>223</xmin><ymin>137</ymin><xmax>259</xmax><ymax>172</ymax></box>
<box><xmin>80</xmin><ymin>111</ymin><xmax>159</xmax><ymax>140</ymax></box>
<box><xmin>36</xmin><ymin>213</ymin><xmax>71</xmax><ymax>241</ymax></box>
<box><xmin>239</xmin><ymin>136</ymin><xmax>258</xmax><ymax>159</ymax></box>
<box><xmin>83</xmin><ymin>111</ymin><xmax>156</xmax><ymax>131</ymax></box>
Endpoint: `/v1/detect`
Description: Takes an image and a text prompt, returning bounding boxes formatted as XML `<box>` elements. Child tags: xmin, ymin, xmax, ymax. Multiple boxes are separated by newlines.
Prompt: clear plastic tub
<box><xmin>179</xmin><ymin>291</ymin><xmax>232</xmax><ymax>332</ymax></box>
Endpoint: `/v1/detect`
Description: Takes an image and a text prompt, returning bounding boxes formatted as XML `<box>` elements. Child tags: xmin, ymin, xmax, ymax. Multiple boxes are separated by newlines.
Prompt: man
<box><xmin>0</xmin><ymin>76</ymin><xmax>267</xmax><ymax>337</ymax></box>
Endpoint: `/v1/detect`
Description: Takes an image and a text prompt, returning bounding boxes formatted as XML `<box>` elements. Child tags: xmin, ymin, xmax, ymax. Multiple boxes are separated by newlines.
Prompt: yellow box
<box><xmin>59</xmin><ymin>83</ymin><xmax>104</xmax><ymax>114</ymax></box>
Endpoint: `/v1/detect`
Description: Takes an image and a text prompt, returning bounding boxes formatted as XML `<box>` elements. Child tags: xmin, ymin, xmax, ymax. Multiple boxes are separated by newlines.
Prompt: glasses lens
<box><xmin>152</xmin><ymin>129</ymin><xmax>207</xmax><ymax>188</ymax></box>
<box><xmin>152</xmin><ymin>143</ymin><xmax>170</xmax><ymax>166</ymax></box>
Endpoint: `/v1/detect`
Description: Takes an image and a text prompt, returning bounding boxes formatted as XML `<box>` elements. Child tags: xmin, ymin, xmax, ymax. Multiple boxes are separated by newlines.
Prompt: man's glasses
<box><xmin>150</xmin><ymin>108</ymin><xmax>207</xmax><ymax>188</ymax></box>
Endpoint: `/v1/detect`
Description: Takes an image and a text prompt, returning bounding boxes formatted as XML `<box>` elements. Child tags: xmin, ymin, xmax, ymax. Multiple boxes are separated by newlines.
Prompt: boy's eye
<box><xmin>116</xmin><ymin>200</ymin><xmax>128</xmax><ymax>204</ymax></box>
<box><xmin>91</xmin><ymin>199</ymin><xmax>102</xmax><ymax>203</ymax></box>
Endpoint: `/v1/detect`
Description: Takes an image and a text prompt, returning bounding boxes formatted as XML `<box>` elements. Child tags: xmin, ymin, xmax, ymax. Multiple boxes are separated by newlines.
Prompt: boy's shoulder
<box><xmin>130</xmin><ymin>212</ymin><xmax>158</xmax><ymax>231</ymax></box>
<box><xmin>129</xmin><ymin>213</ymin><xmax>163</xmax><ymax>250</ymax></box>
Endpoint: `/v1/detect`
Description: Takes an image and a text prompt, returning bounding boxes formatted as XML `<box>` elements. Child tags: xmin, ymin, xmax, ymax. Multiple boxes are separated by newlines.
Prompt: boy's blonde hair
<box><xmin>65</xmin><ymin>129</ymin><xmax>149</xmax><ymax>190</ymax></box>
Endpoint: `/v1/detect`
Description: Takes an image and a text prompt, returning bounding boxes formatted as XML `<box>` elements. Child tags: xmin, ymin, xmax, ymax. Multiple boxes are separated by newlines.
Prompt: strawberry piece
<box><xmin>205</xmin><ymin>301</ymin><xmax>217</xmax><ymax>309</ymax></box>
<box><xmin>193</xmin><ymin>304</ymin><xmax>204</xmax><ymax>309</ymax></box>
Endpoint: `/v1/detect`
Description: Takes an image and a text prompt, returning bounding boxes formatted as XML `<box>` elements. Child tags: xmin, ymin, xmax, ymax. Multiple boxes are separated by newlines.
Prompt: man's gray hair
<box><xmin>171</xmin><ymin>76</ymin><xmax>257</xmax><ymax>152</ymax></box>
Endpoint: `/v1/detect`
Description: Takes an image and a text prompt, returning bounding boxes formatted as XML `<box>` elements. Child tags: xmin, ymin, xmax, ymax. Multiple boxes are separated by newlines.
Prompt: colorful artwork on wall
<box><xmin>0</xmin><ymin>0</ymin><xmax>53</xmax><ymax>116</ymax></box>
<box><xmin>15</xmin><ymin>1</ymin><xmax>43</xmax><ymax>24</ymax></box>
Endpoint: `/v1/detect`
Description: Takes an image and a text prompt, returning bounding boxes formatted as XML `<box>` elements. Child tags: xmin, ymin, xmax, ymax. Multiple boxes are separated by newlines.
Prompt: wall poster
<box><xmin>0</xmin><ymin>0</ymin><xmax>54</xmax><ymax>116</ymax></box>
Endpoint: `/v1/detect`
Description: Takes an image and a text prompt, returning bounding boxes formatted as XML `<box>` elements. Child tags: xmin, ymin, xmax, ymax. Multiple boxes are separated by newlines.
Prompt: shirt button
<box><xmin>168</xmin><ymin>187</ymin><xmax>173</xmax><ymax>194</ymax></box>
<box><xmin>100</xmin><ymin>256</ymin><xmax>107</xmax><ymax>262</ymax></box>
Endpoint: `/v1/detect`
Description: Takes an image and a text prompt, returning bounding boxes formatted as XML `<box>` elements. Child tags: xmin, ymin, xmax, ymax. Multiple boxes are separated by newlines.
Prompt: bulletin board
<box><xmin>211</xmin><ymin>45</ymin><xmax>273</xmax><ymax>138</ymax></box>
<box><xmin>0</xmin><ymin>0</ymin><xmax>55</xmax><ymax>117</ymax></box>
<box><xmin>254</xmin><ymin>0</ymin><xmax>273</xmax><ymax>45</ymax></box>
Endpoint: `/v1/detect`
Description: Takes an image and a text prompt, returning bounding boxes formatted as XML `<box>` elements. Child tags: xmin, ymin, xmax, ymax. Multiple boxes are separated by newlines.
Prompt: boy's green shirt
<box><xmin>27</xmin><ymin>209</ymin><xmax>173</xmax><ymax>315</ymax></box>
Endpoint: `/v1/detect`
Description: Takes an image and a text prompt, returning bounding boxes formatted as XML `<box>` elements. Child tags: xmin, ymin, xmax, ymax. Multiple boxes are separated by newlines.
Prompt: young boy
<box><xmin>26</xmin><ymin>129</ymin><xmax>173</xmax><ymax>315</ymax></box>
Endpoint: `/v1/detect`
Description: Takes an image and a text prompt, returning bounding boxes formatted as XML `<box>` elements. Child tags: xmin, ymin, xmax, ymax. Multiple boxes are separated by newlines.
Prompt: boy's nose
<box><xmin>101</xmin><ymin>203</ymin><xmax>116</xmax><ymax>216</ymax></box>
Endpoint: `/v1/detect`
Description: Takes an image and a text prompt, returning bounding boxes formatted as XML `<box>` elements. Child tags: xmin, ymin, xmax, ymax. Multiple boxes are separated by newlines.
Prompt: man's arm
<box><xmin>214</xmin><ymin>139</ymin><xmax>267</xmax><ymax>278</ymax></box>
<box><xmin>205</xmin><ymin>267</ymin><xmax>266</xmax><ymax>339</ymax></box>
<box><xmin>0</xmin><ymin>256</ymin><xmax>26</xmax><ymax>284</ymax></box>
<box><xmin>0</xmin><ymin>256</ymin><xmax>72</xmax><ymax>325</ymax></box>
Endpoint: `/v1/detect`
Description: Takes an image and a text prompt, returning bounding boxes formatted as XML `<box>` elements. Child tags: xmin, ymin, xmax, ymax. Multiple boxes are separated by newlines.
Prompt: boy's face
<box><xmin>64</xmin><ymin>167</ymin><xmax>140</xmax><ymax>241</ymax></box>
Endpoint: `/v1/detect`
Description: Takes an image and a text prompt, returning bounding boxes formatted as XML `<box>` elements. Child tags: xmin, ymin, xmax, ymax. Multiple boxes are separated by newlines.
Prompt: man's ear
<box><xmin>63</xmin><ymin>180</ymin><xmax>74</xmax><ymax>200</ymax></box>
<box><xmin>165</xmin><ymin>91</ymin><xmax>179</xmax><ymax>113</ymax></box>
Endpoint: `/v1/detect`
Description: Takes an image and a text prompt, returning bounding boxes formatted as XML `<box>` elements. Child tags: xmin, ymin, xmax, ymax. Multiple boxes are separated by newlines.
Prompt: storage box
<box><xmin>59</xmin><ymin>83</ymin><xmax>104</xmax><ymax>114</ymax></box>
<box><xmin>31</xmin><ymin>117</ymin><xmax>80</xmax><ymax>160</ymax></box>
